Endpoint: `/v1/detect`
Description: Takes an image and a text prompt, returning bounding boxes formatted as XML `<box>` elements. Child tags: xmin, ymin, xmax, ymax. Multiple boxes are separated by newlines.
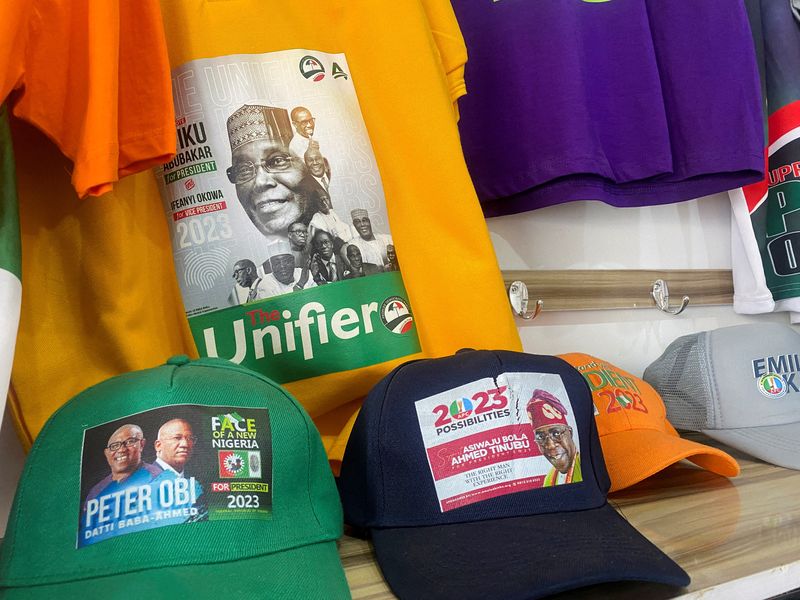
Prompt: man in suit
<box><xmin>228</xmin><ymin>259</ymin><xmax>263</xmax><ymax>305</ymax></box>
<box><xmin>304</xmin><ymin>143</ymin><xmax>331</xmax><ymax>191</ymax></box>
<box><xmin>153</xmin><ymin>419</ymin><xmax>197</xmax><ymax>478</ymax></box>
<box><xmin>310</xmin><ymin>230</ymin><xmax>342</xmax><ymax>284</ymax></box>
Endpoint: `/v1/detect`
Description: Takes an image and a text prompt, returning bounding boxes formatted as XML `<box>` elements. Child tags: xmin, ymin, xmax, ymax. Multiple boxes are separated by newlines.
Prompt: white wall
<box><xmin>0</xmin><ymin>192</ymin><xmax>790</xmax><ymax>537</ymax></box>
<box><xmin>487</xmin><ymin>192</ymin><xmax>791</xmax><ymax>375</ymax></box>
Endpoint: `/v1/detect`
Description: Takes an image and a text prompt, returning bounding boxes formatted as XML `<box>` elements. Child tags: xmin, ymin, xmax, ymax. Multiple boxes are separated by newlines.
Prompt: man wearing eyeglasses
<box><xmin>289</xmin><ymin>106</ymin><xmax>317</xmax><ymax>158</ymax></box>
<box><xmin>527</xmin><ymin>390</ymin><xmax>582</xmax><ymax>486</ymax></box>
<box><xmin>153</xmin><ymin>419</ymin><xmax>197</xmax><ymax>478</ymax></box>
<box><xmin>228</xmin><ymin>259</ymin><xmax>263</xmax><ymax>306</ymax></box>
<box><xmin>84</xmin><ymin>424</ymin><xmax>160</xmax><ymax>508</ymax></box>
<box><xmin>226</xmin><ymin>104</ymin><xmax>313</xmax><ymax>252</ymax></box>
<box><xmin>286</xmin><ymin>221</ymin><xmax>311</xmax><ymax>266</ymax></box>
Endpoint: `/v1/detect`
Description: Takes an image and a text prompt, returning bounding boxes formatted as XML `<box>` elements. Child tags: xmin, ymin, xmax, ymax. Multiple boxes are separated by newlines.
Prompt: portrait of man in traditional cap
<box><xmin>226</xmin><ymin>104</ymin><xmax>314</xmax><ymax>249</ymax></box>
<box><xmin>255</xmin><ymin>241</ymin><xmax>317</xmax><ymax>298</ymax></box>
<box><xmin>344</xmin><ymin>208</ymin><xmax>393</xmax><ymax>269</ymax></box>
<box><xmin>527</xmin><ymin>390</ymin><xmax>582</xmax><ymax>486</ymax></box>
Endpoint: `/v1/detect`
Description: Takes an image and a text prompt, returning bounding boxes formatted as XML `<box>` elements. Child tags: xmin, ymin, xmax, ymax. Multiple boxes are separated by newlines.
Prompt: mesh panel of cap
<box><xmin>643</xmin><ymin>333</ymin><xmax>715</xmax><ymax>431</ymax></box>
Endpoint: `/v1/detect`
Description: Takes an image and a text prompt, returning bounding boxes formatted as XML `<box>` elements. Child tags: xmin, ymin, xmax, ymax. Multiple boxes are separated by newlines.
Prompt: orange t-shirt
<box><xmin>1</xmin><ymin>0</ymin><xmax>175</xmax><ymax>197</ymax></box>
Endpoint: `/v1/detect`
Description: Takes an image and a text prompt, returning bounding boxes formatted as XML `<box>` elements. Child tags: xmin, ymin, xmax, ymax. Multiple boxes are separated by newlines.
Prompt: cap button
<box><xmin>166</xmin><ymin>355</ymin><xmax>191</xmax><ymax>366</ymax></box>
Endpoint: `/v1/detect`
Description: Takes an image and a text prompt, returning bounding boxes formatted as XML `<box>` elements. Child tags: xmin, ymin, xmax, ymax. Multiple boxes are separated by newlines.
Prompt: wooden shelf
<box><xmin>501</xmin><ymin>269</ymin><xmax>734</xmax><ymax>312</ymax></box>
<box><xmin>339</xmin><ymin>433</ymin><xmax>800</xmax><ymax>600</ymax></box>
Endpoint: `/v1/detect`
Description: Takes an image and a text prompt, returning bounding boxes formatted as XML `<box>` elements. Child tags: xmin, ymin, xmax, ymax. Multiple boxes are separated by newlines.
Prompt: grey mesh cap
<box><xmin>643</xmin><ymin>323</ymin><xmax>800</xmax><ymax>470</ymax></box>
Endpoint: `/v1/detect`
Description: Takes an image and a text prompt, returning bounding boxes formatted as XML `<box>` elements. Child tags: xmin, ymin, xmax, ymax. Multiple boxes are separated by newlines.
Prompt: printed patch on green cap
<box><xmin>78</xmin><ymin>405</ymin><xmax>272</xmax><ymax>547</ymax></box>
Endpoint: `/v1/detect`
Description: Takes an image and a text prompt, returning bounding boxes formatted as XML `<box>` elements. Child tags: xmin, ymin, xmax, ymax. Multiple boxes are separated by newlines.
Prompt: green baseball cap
<box><xmin>0</xmin><ymin>356</ymin><xmax>350</xmax><ymax>599</ymax></box>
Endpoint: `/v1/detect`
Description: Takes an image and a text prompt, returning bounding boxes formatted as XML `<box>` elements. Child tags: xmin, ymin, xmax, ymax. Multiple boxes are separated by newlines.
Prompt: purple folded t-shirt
<box><xmin>452</xmin><ymin>0</ymin><xmax>765</xmax><ymax>216</ymax></box>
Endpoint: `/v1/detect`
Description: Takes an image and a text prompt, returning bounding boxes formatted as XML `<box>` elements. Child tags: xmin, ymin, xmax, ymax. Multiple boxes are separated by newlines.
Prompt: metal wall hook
<box><xmin>509</xmin><ymin>280</ymin><xmax>543</xmax><ymax>320</ymax></box>
<box><xmin>651</xmin><ymin>279</ymin><xmax>689</xmax><ymax>315</ymax></box>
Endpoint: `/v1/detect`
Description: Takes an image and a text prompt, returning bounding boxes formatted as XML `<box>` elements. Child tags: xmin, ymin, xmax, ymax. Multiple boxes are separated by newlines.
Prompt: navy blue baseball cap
<box><xmin>339</xmin><ymin>350</ymin><xmax>689</xmax><ymax>600</ymax></box>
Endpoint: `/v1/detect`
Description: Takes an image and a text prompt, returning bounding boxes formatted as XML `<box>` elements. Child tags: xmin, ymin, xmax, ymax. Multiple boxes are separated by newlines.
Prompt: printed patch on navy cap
<box><xmin>414</xmin><ymin>372</ymin><xmax>582</xmax><ymax>512</ymax></box>
<box><xmin>78</xmin><ymin>405</ymin><xmax>272</xmax><ymax>548</ymax></box>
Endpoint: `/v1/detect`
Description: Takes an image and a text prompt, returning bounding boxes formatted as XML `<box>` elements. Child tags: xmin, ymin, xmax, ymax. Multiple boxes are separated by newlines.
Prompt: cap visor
<box><xmin>0</xmin><ymin>540</ymin><xmax>350</xmax><ymax>600</ymax></box>
<box><xmin>372</xmin><ymin>503</ymin><xmax>688</xmax><ymax>600</ymax></box>
<box><xmin>702</xmin><ymin>422</ymin><xmax>800</xmax><ymax>470</ymax></box>
<box><xmin>601</xmin><ymin>428</ymin><xmax>740</xmax><ymax>492</ymax></box>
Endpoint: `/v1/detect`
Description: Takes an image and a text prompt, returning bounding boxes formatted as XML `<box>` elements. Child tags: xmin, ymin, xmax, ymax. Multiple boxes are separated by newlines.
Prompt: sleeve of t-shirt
<box><xmin>7</xmin><ymin>0</ymin><xmax>175</xmax><ymax>198</ymax></box>
<box><xmin>0</xmin><ymin>1</ymin><xmax>33</xmax><ymax>105</ymax></box>
<box><xmin>116</xmin><ymin>0</ymin><xmax>176</xmax><ymax>179</ymax></box>
<box><xmin>420</xmin><ymin>0</ymin><xmax>468</xmax><ymax>119</ymax></box>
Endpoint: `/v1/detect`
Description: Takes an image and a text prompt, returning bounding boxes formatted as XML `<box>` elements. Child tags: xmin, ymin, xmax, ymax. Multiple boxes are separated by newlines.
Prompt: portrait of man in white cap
<box><xmin>344</xmin><ymin>208</ymin><xmax>393</xmax><ymax>269</ymax></box>
<box><xmin>254</xmin><ymin>240</ymin><xmax>317</xmax><ymax>298</ymax></box>
<box><xmin>226</xmin><ymin>104</ymin><xmax>313</xmax><ymax>248</ymax></box>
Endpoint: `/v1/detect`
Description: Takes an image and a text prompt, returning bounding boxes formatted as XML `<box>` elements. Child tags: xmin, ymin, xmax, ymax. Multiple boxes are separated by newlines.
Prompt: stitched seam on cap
<box><xmin>704</xmin><ymin>332</ymin><xmax>722</xmax><ymax>428</ymax></box>
<box><xmin>0</xmin><ymin>532</ymin><xmax>339</xmax><ymax>586</ymax></box>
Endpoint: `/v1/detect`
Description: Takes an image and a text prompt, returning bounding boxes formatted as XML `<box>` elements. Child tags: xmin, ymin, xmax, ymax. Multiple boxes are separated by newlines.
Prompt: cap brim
<box><xmin>702</xmin><ymin>422</ymin><xmax>800</xmax><ymax>470</ymax></box>
<box><xmin>601</xmin><ymin>428</ymin><xmax>740</xmax><ymax>492</ymax></box>
<box><xmin>372</xmin><ymin>503</ymin><xmax>689</xmax><ymax>600</ymax></box>
<box><xmin>0</xmin><ymin>540</ymin><xmax>350</xmax><ymax>600</ymax></box>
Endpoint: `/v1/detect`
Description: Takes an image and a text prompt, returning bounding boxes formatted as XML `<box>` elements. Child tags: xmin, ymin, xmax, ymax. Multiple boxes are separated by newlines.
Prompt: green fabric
<box><xmin>0</xmin><ymin>540</ymin><xmax>350</xmax><ymax>600</ymax></box>
<box><xmin>0</xmin><ymin>103</ymin><xmax>20</xmax><ymax>281</ymax></box>
<box><xmin>0</xmin><ymin>358</ymin><xmax>349</xmax><ymax>598</ymax></box>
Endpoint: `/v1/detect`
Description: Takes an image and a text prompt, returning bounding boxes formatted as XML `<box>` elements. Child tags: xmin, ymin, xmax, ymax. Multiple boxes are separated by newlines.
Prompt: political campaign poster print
<box><xmin>415</xmin><ymin>372</ymin><xmax>582</xmax><ymax>512</ymax></box>
<box><xmin>155</xmin><ymin>49</ymin><xmax>420</xmax><ymax>385</ymax></box>
<box><xmin>78</xmin><ymin>405</ymin><xmax>272</xmax><ymax>547</ymax></box>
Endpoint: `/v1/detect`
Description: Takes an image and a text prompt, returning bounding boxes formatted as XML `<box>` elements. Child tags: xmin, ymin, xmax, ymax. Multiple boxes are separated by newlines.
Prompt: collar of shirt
<box><xmin>156</xmin><ymin>457</ymin><xmax>184</xmax><ymax>478</ymax></box>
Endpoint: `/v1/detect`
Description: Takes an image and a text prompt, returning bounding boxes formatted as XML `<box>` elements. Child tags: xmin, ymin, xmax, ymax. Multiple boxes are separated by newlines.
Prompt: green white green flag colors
<box><xmin>0</xmin><ymin>103</ymin><xmax>21</xmax><ymax>422</ymax></box>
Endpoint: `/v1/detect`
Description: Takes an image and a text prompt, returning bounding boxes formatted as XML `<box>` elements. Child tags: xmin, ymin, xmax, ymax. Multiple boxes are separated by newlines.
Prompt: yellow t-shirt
<box><xmin>10</xmin><ymin>0</ymin><xmax>521</xmax><ymax>466</ymax></box>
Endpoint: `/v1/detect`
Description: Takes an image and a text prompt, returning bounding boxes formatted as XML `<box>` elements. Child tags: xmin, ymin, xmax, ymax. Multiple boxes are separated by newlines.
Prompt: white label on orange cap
<box><xmin>414</xmin><ymin>372</ymin><xmax>582</xmax><ymax>512</ymax></box>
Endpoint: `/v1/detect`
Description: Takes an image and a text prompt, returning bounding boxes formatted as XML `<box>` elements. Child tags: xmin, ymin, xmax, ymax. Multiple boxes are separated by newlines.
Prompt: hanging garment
<box><xmin>9</xmin><ymin>0</ymin><xmax>521</xmax><ymax>465</ymax></box>
<box><xmin>0</xmin><ymin>104</ymin><xmax>21</xmax><ymax>421</ymax></box>
<box><xmin>2</xmin><ymin>0</ymin><xmax>175</xmax><ymax>429</ymax></box>
<box><xmin>729</xmin><ymin>0</ymin><xmax>800</xmax><ymax>321</ymax></box>
<box><xmin>1</xmin><ymin>0</ymin><xmax>175</xmax><ymax>197</ymax></box>
<box><xmin>451</xmin><ymin>0</ymin><xmax>764</xmax><ymax>216</ymax></box>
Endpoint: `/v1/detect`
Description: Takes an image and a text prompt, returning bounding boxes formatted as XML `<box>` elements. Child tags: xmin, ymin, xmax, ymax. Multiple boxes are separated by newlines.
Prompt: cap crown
<box><xmin>0</xmin><ymin>358</ymin><xmax>341</xmax><ymax>587</ymax></box>
<box><xmin>560</xmin><ymin>353</ymin><xmax>674</xmax><ymax>436</ymax></box>
<box><xmin>644</xmin><ymin>324</ymin><xmax>800</xmax><ymax>430</ymax></box>
<box><xmin>339</xmin><ymin>350</ymin><xmax>610</xmax><ymax>528</ymax></box>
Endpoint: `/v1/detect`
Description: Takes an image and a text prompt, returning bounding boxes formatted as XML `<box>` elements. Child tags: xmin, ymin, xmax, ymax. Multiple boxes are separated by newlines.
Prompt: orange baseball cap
<box><xmin>559</xmin><ymin>353</ymin><xmax>740</xmax><ymax>492</ymax></box>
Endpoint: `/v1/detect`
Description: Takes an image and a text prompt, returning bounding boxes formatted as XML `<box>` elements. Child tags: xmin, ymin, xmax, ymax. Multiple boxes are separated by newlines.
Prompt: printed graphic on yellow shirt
<box><xmin>155</xmin><ymin>50</ymin><xmax>420</xmax><ymax>383</ymax></box>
